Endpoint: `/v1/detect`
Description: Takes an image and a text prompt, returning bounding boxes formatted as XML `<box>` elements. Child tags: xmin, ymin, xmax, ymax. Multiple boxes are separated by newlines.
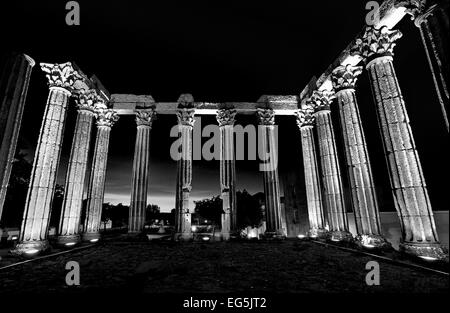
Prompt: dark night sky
<box><xmin>0</xmin><ymin>0</ymin><xmax>448</xmax><ymax>212</ymax></box>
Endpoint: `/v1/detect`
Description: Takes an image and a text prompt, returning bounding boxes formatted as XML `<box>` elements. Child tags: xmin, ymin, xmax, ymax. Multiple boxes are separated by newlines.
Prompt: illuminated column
<box><xmin>405</xmin><ymin>0</ymin><xmax>449</xmax><ymax>131</ymax></box>
<box><xmin>216</xmin><ymin>109</ymin><xmax>237</xmax><ymax>240</ymax></box>
<box><xmin>82</xmin><ymin>108</ymin><xmax>119</xmax><ymax>242</ymax></box>
<box><xmin>0</xmin><ymin>53</ymin><xmax>34</xmax><ymax>220</ymax></box>
<box><xmin>174</xmin><ymin>94</ymin><xmax>195</xmax><ymax>240</ymax></box>
<box><xmin>294</xmin><ymin>107</ymin><xmax>327</xmax><ymax>239</ymax></box>
<box><xmin>331</xmin><ymin>65</ymin><xmax>389</xmax><ymax>248</ymax></box>
<box><xmin>128</xmin><ymin>109</ymin><xmax>155</xmax><ymax>233</ymax></box>
<box><xmin>14</xmin><ymin>63</ymin><xmax>81</xmax><ymax>255</ymax></box>
<box><xmin>257</xmin><ymin>109</ymin><xmax>284</xmax><ymax>238</ymax></box>
<box><xmin>310</xmin><ymin>90</ymin><xmax>353</xmax><ymax>242</ymax></box>
<box><xmin>352</xmin><ymin>26</ymin><xmax>447</xmax><ymax>259</ymax></box>
<box><xmin>57</xmin><ymin>90</ymin><xmax>98</xmax><ymax>246</ymax></box>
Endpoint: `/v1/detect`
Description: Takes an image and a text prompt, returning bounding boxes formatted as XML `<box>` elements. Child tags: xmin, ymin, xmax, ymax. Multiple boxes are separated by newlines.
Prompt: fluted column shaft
<box><xmin>57</xmin><ymin>107</ymin><xmax>94</xmax><ymax>244</ymax></box>
<box><xmin>315</xmin><ymin>110</ymin><xmax>350</xmax><ymax>238</ymax></box>
<box><xmin>217</xmin><ymin>109</ymin><xmax>237</xmax><ymax>240</ymax></box>
<box><xmin>129</xmin><ymin>110</ymin><xmax>154</xmax><ymax>233</ymax></box>
<box><xmin>0</xmin><ymin>54</ymin><xmax>34</xmax><ymax>219</ymax></box>
<box><xmin>16</xmin><ymin>87</ymin><xmax>71</xmax><ymax>253</ymax></box>
<box><xmin>257</xmin><ymin>109</ymin><xmax>284</xmax><ymax>238</ymax></box>
<box><xmin>415</xmin><ymin>2</ymin><xmax>449</xmax><ymax>131</ymax></box>
<box><xmin>351</xmin><ymin>26</ymin><xmax>446</xmax><ymax>259</ymax></box>
<box><xmin>82</xmin><ymin>109</ymin><xmax>118</xmax><ymax>242</ymax></box>
<box><xmin>300</xmin><ymin>124</ymin><xmax>326</xmax><ymax>238</ymax></box>
<box><xmin>366</xmin><ymin>56</ymin><xmax>444</xmax><ymax>257</ymax></box>
<box><xmin>336</xmin><ymin>89</ymin><xmax>384</xmax><ymax>237</ymax></box>
<box><xmin>331</xmin><ymin>64</ymin><xmax>388</xmax><ymax>247</ymax></box>
<box><xmin>175</xmin><ymin>107</ymin><xmax>194</xmax><ymax>240</ymax></box>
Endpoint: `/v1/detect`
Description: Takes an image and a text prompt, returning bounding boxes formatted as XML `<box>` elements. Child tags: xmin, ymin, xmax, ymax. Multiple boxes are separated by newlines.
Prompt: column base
<box><xmin>81</xmin><ymin>232</ymin><xmax>101</xmax><ymax>243</ymax></box>
<box><xmin>56</xmin><ymin>234</ymin><xmax>81</xmax><ymax>247</ymax></box>
<box><xmin>400</xmin><ymin>241</ymin><xmax>449</xmax><ymax>262</ymax></box>
<box><xmin>308</xmin><ymin>228</ymin><xmax>328</xmax><ymax>240</ymax></box>
<box><xmin>261</xmin><ymin>230</ymin><xmax>286</xmax><ymax>240</ymax></box>
<box><xmin>174</xmin><ymin>232</ymin><xmax>193</xmax><ymax>241</ymax></box>
<box><xmin>327</xmin><ymin>230</ymin><xmax>354</xmax><ymax>243</ymax></box>
<box><xmin>355</xmin><ymin>234</ymin><xmax>391</xmax><ymax>250</ymax></box>
<box><xmin>12</xmin><ymin>240</ymin><xmax>50</xmax><ymax>257</ymax></box>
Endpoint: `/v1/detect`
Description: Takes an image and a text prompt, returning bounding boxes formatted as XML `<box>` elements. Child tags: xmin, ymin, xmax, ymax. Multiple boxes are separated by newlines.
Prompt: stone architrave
<box><xmin>82</xmin><ymin>108</ymin><xmax>119</xmax><ymax>242</ymax></box>
<box><xmin>309</xmin><ymin>90</ymin><xmax>353</xmax><ymax>242</ymax></box>
<box><xmin>14</xmin><ymin>62</ymin><xmax>82</xmax><ymax>255</ymax></box>
<box><xmin>216</xmin><ymin>109</ymin><xmax>237</xmax><ymax>240</ymax></box>
<box><xmin>352</xmin><ymin>26</ymin><xmax>447</xmax><ymax>259</ymax></box>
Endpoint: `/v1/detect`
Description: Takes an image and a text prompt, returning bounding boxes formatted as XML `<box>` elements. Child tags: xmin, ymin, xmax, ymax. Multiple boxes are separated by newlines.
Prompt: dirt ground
<box><xmin>0</xmin><ymin>240</ymin><xmax>448</xmax><ymax>294</ymax></box>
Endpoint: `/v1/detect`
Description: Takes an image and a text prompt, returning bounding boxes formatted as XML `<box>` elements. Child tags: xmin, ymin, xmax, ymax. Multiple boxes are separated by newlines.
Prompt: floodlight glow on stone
<box><xmin>24</xmin><ymin>248</ymin><xmax>39</xmax><ymax>255</ymax></box>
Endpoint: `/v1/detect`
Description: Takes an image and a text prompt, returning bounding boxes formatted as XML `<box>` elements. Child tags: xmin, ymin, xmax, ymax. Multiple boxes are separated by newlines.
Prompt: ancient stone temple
<box><xmin>0</xmin><ymin>0</ymin><xmax>448</xmax><ymax>260</ymax></box>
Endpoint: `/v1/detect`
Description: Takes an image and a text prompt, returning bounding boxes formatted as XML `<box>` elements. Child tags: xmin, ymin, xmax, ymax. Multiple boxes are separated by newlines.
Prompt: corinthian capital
<box><xmin>351</xmin><ymin>26</ymin><xmax>403</xmax><ymax>60</ymax></box>
<box><xmin>331</xmin><ymin>65</ymin><xmax>363</xmax><ymax>91</ymax></box>
<box><xmin>40</xmin><ymin>62</ymin><xmax>82</xmax><ymax>91</ymax></box>
<box><xmin>216</xmin><ymin>109</ymin><xmax>237</xmax><ymax>126</ymax></box>
<box><xmin>295</xmin><ymin>105</ymin><xmax>315</xmax><ymax>128</ymax></box>
<box><xmin>308</xmin><ymin>90</ymin><xmax>335</xmax><ymax>113</ymax></box>
<box><xmin>135</xmin><ymin>109</ymin><xmax>156</xmax><ymax>127</ymax></box>
<box><xmin>95</xmin><ymin>108</ymin><xmax>119</xmax><ymax>128</ymax></box>
<box><xmin>256</xmin><ymin>108</ymin><xmax>275</xmax><ymax>125</ymax></box>
<box><xmin>75</xmin><ymin>89</ymin><xmax>103</xmax><ymax>113</ymax></box>
<box><xmin>176</xmin><ymin>109</ymin><xmax>195</xmax><ymax>127</ymax></box>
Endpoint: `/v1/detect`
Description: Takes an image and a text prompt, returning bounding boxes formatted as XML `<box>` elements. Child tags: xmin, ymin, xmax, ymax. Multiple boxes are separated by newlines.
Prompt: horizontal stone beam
<box><xmin>312</xmin><ymin>0</ymin><xmax>407</xmax><ymax>92</ymax></box>
<box><xmin>110</xmin><ymin>94</ymin><xmax>300</xmax><ymax>115</ymax></box>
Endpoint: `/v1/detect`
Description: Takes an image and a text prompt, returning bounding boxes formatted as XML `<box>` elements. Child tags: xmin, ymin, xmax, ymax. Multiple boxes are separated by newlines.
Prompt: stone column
<box><xmin>216</xmin><ymin>109</ymin><xmax>237</xmax><ymax>240</ymax></box>
<box><xmin>310</xmin><ymin>90</ymin><xmax>353</xmax><ymax>242</ymax></box>
<box><xmin>82</xmin><ymin>108</ymin><xmax>119</xmax><ymax>242</ymax></box>
<box><xmin>352</xmin><ymin>26</ymin><xmax>446</xmax><ymax>259</ymax></box>
<box><xmin>14</xmin><ymin>63</ymin><xmax>81</xmax><ymax>255</ymax></box>
<box><xmin>128</xmin><ymin>109</ymin><xmax>155</xmax><ymax>233</ymax></box>
<box><xmin>174</xmin><ymin>94</ymin><xmax>195</xmax><ymax>240</ymax></box>
<box><xmin>294</xmin><ymin>107</ymin><xmax>327</xmax><ymax>239</ymax></box>
<box><xmin>0</xmin><ymin>53</ymin><xmax>34</xmax><ymax>220</ymax></box>
<box><xmin>331</xmin><ymin>65</ymin><xmax>389</xmax><ymax>248</ymax></box>
<box><xmin>404</xmin><ymin>0</ymin><xmax>449</xmax><ymax>131</ymax></box>
<box><xmin>57</xmin><ymin>90</ymin><xmax>99</xmax><ymax>246</ymax></box>
<box><xmin>257</xmin><ymin>109</ymin><xmax>284</xmax><ymax>238</ymax></box>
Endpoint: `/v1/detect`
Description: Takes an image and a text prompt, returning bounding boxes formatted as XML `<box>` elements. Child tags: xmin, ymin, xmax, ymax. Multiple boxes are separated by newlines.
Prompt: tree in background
<box><xmin>236</xmin><ymin>190</ymin><xmax>263</xmax><ymax>228</ymax></box>
<box><xmin>194</xmin><ymin>195</ymin><xmax>222</xmax><ymax>225</ymax></box>
<box><xmin>145</xmin><ymin>204</ymin><xmax>161</xmax><ymax>223</ymax></box>
<box><xmin>193</xmin><ymin>190</ymin><xmax>264</xmax><ymax>229</ymax></box>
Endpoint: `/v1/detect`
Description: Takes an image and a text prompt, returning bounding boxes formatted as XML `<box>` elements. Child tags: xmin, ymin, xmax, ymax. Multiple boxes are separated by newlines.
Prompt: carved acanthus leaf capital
<box><xmin>40</xmin><ymin>62</ymin><xmax>83</xmax><ymax>91</ymax></box>
<box><xmin>135</xmin><ymin>109</ymin><xmax>156</xmax><ymax>127</ymax></box>
<box><xmin>176</xmin><ymin>109</ymin><xmax>195</xmax><ymax>127</ymax></box>
<box><xmin>95</xmin><ymin>108</ymin><xmax>119</xmax><ymax>128</ymax></box>
<box><xmin>256</xmin><ymin>108</ymin><xmax>275</xmax><ymax>125</ymax></box>
<box><xmin>351</xmin><ymin>26</ymin><xmax>403</xmax><ymax>61</ymax></box>
<box><xmin>308</xmin><ymin>90</ymin><xmax>335</xmax><ymax>113</ymax></box>
<box><xmin>295</xmin><ymin>106</ymin><xmax>315</xmax><ymax>128</ymax></box>
<box><xmin>76</xmin><ymin>89</ymin><xmax>104</xmax><ymax>113</ymax></box>
<box><xmin>331</xmin><ymin>65</ymin><xmax>363</xmax><ymax>91</ymax></box>
<box><xmin>216</xmin><ymin>109</ymin><xmax>237</xmax><ymax>126</ymax></box>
